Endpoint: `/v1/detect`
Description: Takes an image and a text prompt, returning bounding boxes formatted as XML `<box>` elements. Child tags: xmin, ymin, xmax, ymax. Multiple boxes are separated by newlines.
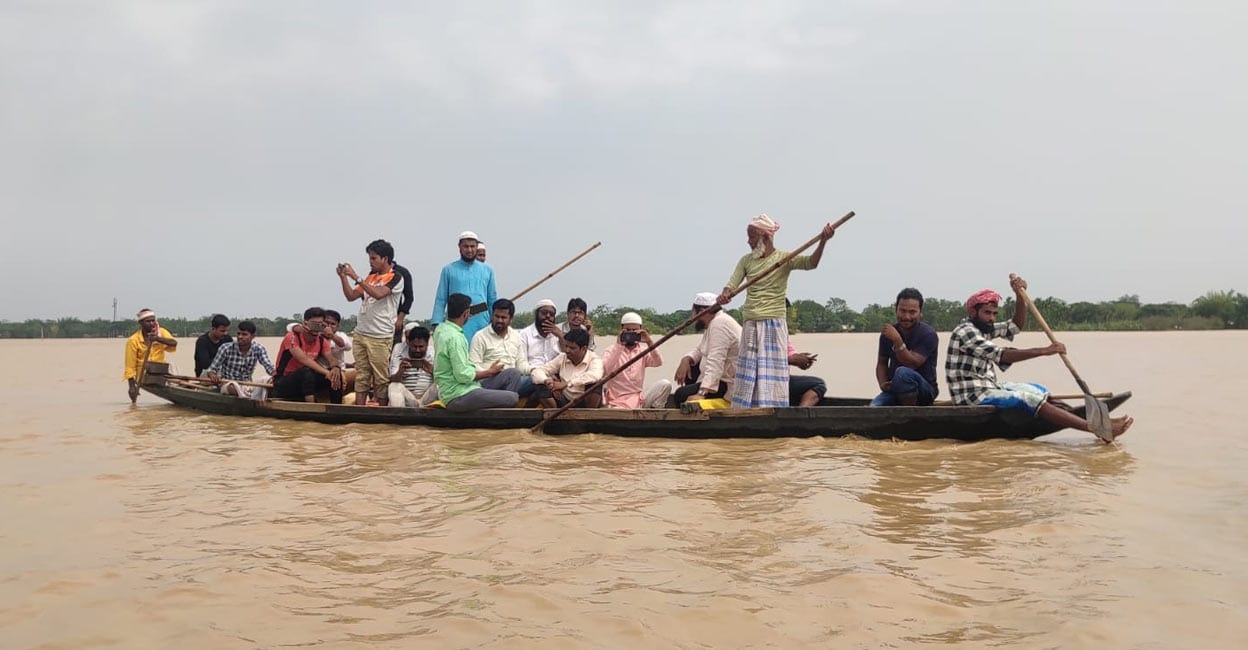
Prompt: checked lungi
<box><xmin>730</xmin><ymin>318</ymin><xmax>790</xmax><ymax>408</ymax></box>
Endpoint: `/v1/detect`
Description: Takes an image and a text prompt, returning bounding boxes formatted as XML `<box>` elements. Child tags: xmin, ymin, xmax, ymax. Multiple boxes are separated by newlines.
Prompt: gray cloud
<box><xmin>2</xmin><ymin>1</ymin><xmax>1244</xmax><ymax>321</ymax></box>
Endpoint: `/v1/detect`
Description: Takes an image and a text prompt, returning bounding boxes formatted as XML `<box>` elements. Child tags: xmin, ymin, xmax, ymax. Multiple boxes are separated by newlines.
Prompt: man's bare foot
<box><xmin>1111</xmin><ymin>416</ymin><xmax>1133</xmax><ymax>440</ymax></box>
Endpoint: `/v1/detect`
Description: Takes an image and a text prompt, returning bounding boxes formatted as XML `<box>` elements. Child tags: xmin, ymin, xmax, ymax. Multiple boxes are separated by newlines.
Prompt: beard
<box><xmin>695</xmin><ymin>320</ymin><xmax>707</xmax><ymax>332</ymax></box>
<box><xmin>973</xmin><ymin>318</ymin><xmax>995</xmax><ymax>335</ymax></box>
<box><xmin>491</xmin><ymin>322</ymin><xmax>507</xmax><ymax>335</ymax></box>
<box><xmin>750</xmin><ymin>241</ymin><xmax>768</xmax><ymax>259</ymax></box>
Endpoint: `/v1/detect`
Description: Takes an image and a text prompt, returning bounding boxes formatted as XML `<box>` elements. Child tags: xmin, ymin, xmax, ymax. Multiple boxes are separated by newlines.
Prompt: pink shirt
<box><xmin>601</xmin><ymin>343</ymin><xmax>663</xmax><ymax>409</ymax></box>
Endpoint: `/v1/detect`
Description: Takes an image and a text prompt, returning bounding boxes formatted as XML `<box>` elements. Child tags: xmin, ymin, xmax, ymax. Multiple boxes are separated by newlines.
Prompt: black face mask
<box><xmin>620</xmin><ymin>331</ymin><xmax>641</xmax><ymax>346</ymax></box>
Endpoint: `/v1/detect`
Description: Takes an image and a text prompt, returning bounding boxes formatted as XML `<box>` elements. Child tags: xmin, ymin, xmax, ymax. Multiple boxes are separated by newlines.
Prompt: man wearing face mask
<box><xmin>430</xmin><ymin>231</ymin><xmax>497</xmax><ymax>344</ymax></box>
<box><xmin>602</xmin><ymin>312</ymin><xmax>671</xmax><ymax>409</ymax></box>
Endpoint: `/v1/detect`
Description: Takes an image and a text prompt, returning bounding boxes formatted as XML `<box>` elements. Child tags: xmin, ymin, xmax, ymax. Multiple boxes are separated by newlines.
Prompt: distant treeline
<box><xmin>2</xmin><ymin>290</ymin><xmax>1245</xmax><ymax>339</ymax></box>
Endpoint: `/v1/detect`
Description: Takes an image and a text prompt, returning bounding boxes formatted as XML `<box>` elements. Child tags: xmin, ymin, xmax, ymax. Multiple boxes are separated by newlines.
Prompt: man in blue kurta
<box><xmin>430</xmin><ymin>231</ymin><xmax>497</xmax><ymax>343</ymax></box>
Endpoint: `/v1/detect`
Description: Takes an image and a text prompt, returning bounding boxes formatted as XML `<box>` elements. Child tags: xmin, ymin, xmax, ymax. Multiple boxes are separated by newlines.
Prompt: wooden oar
<box><xmin>131</xmin><ymin>340</ymin><xmax>154</xmax><ymax>402</ymax></box>
<box><xmin>166</xmin><ymin>374</ymin><xmax>275</xmax><ymax>389</ymax></box>
<box><xmin>510</xmin><ymin>241</ymin><xmax>602</xmax><ymax>303</ymax></box>
<box><xmin>531</xmin><ymin>213</ymin><xmax>854</xmax><ymax>433</ymax></box>
<box><xmin>1009</xmin><ymin>273</ymin><xmax>1114</xmax><ymax>442</ymax></box>
<box><xmin>932</xmin><ymin>392</ymin><xmax>1111</xmax><ymax>406</ymax></box>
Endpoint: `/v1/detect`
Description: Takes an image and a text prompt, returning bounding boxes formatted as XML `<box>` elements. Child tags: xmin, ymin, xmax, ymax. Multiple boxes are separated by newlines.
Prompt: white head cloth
<box><xmin>748</xmin><ymin>213</ymin><xmax>780</xmax><ymax>234</ymax></box>
<box><xmin>136</xmin><ymin>309</ymin><xmax>156</xmax><ymax>321</ymax></box>
<box><xmin>535</xmin><ymin>299</ymin><xmax>557</xmax><ymax>310</ymax></box>
<box><xmin>620</xmin><ymin>312</ymin><xmax>643</xmax><ymax>326</ymax></box>
<box><xmin>458</xmin><ymin>230</ymin><xmax>481</xmax><ymax>243</ymax></box>
<box><xmin>693</xmin><ymin>292</ymin><xmax>718</xmax><ymax>307</ymax></box>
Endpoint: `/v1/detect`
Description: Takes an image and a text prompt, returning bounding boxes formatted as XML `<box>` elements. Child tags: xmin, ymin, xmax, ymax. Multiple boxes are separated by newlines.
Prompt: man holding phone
<box><xmin>430</xmin><ymin>231</ymin><xmax>497</xmax><ymax>344</ymax></box>
<box><xmin>519</xmin><ymin>299</ymin><xmax>563</xmax><ymax>370</ymax></box>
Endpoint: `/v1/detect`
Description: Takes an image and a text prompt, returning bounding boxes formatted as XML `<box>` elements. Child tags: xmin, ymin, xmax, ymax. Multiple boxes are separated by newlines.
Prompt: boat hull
<box><xmin>141</xmin><ymin>384</ymin><xmax>1132</xmax><ymax>441</ymax></box>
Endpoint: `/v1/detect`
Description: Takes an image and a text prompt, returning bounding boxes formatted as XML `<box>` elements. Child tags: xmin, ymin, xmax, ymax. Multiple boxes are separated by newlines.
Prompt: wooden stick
<box><xmin>167</xmin><ymin>374</ymin><xmax>274</xmax><ymax>389</ymax></box>
<box><xmin>932</xmin><ymin>392</ymin><xmax>1112</xmax><ymax>406</ymax></box>
<box><xmin>510</xmin><ymin>242</ymin><xmax>602</xmax><ymax>303</ymax></box>
<box><xmin>532</xmin><ymin>213</ymin><xmax>854</xmax><ymax>432</ymax></box>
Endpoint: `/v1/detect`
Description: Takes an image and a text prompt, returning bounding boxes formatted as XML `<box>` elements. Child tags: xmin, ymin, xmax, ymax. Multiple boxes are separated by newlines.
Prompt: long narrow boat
<box><xmin>140</xmin><ymin>374</ymin><xmax>1131</xmax><ymax>442</ymax></box>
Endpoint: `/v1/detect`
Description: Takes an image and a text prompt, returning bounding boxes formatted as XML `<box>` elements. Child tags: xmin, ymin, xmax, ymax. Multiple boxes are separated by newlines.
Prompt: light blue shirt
<box><xmin>430</xmin><ymin>259</ymin><xmax>497</xmax><ymax>343</ymax></box>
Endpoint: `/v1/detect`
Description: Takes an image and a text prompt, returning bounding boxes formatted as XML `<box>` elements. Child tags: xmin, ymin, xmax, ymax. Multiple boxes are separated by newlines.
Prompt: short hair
<box><xmin>406</xmin><ymin>326</ymin><xmax>431</xmax><ymax>342</ymax></box>
<box><xmin>237</xmin><ymin>320</ymin><xmax>257</xmax><ymax>334</ymax></box>
<box><xmin>447</xmin><ymin>293</ymin><xmax>472</xmax><ymax>319</ymax></box>
<box><xmin>564</xmin><ymin>327</ymin><xmax>590</xmax><ymax>348</ymax></box>
<box><xmin>324</xmin><ymin>309</ymin><xmax>342</xmax><ymax>323</ymax></box>
<box><xmin>366</xmin><ymin>239</ymin><xmax>394</xmax><ymax>263</ymax></box>
<box><xmin>567</xmin><ymin>297</ymin><xmax>588</xmax><ymax>313</ymax></box>
<box><xmin>304</xmin><ymin>306</ymin><xmax>326</xmax><ymax>320</ymax></box>
<box><xmin>210</xmin><ymin>314</ymin><xmax>230</xmax><ymax>328</ymax></box>
<box><xmin>895</xmin><ymin>288</ymin><xmax>924</xmax><ymax>309</ymax></box>
<box><xmin>492</xmin><ymin>298</ymin><xmax>515</xmax><ymax>317</ymax></box>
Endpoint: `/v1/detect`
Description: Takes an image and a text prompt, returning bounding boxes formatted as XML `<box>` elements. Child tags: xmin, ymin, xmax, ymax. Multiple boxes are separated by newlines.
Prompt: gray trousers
<box><xmin>479</xmin><ymin>367</ymin><xmax>523</xmax><ymax>392</ymax></box>
<box><xmin>445</xmin><ymin>387</ymin><xmax>520</xmax><ymax>412</ymax></box>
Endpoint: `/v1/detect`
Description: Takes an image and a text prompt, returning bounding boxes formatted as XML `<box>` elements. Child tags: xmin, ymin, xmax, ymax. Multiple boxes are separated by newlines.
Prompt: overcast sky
<box><xmin>2</xmin><ymin>1</ymin><xmax>1245</xmax><ymax>322</ymax></box>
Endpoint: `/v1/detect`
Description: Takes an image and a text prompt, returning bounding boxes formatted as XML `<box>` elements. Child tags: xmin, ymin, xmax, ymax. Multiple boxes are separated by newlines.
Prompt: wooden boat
<box><xmin>140</xmin><ymin>372</ymin><xmax>1132</xmax><ymax>442</ymax></box>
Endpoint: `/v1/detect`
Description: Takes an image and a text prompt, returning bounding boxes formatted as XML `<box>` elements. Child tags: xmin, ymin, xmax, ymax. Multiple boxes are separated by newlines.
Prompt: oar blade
<box><xmin>1085</xmin><ymin>395</ymin><xmax>1114</xmax><ymax>443</ymax></box>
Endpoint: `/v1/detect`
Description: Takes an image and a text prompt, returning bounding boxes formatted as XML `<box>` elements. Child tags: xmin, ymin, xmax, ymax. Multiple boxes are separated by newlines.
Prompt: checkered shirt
<box><xmin>207</xmin><ymin>341</ymin><xmax>276</xmax><ymax>381</ymax></box>
<box><xmin>944</xmin><ymin>318</ymin><xmax>1020</xmax><ymax>405</ymax></box>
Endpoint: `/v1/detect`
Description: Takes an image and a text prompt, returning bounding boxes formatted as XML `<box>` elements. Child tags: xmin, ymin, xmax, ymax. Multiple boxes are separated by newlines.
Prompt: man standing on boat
<box><xmin>338</xmin><ymin>239</ymin><xmax>404</xmax><ymax>406</ymax></box>
<box><xmin>602</xmin><ymin>312</ymin><xmax>670</xmax><ymax>409</ymax></box>
<box><xmin>945</xmin><ymin>276</ymin><xmax>1133</xmax><ymax>437</ymax></box>
<box><xmin>670</xmin><ymin>292</ymin><xmax>741</xmax><ymax>406</ymax></box>
<box><xmin>193</xmin><ymin>314</ymin><xmax>231</xmax><ymax>377</ymax></box>
<box><xmin>431</xmin><ymin>231</ymin><xmax>496</xmax><ymax>344</ymax></box>
<box><xmin>124</xmin><ymin>308</ymin><xmax>178</xmax><ymax>403</ymax></box>
<box><xmin>433</xmin><ymin>293</ymin><xmax>520</xmax><ymax>412</ymax></box>
<box><xmin>871</xmin><ymin>288</ymin><xmax>940</xmax><ymax>406</ymax></box>
<box><xmin>717</xmin><ymin>214</ymin><xmax>837</xmax><ymax>408</ymax></box>
<box><xmin>205</xmin><ymin>320</ymin><xmax>275</xmax><ymax>399</ymax></box>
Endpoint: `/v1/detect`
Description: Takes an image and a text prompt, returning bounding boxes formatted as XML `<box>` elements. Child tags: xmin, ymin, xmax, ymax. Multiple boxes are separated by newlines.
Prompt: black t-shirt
<box><xmin>877</xmin><ymin>321</ymin><xmax>939</xmax><ymax>388</ymax></box>
<box><xmin>195</xmin><ymin>332</ymin><xmax>233</xmax><ymax>376</ymax></box>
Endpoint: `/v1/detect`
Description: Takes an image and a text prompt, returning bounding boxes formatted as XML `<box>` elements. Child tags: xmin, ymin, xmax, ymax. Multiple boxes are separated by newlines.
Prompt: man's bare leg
<box><xmin>1037</xmin><ymin>402</ymin><xmax>1134</xmax><ymax>440</ymax></box>
<box><xmin>799</xmin><ymin>389</ymin><xmax>821</xmax><ymax>407</ymax></box>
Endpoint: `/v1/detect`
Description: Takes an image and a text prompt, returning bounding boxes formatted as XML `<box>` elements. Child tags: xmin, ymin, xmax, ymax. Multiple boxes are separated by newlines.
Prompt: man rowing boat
<box><xmin>717</xmin><ymin>214</ymin><xmax>837</xmax><ymax>408</ymax></box>
<box><xmin>945</xmin><ymin>276</ymin><xmax>1133</xmax><ymax>439</ymax></box>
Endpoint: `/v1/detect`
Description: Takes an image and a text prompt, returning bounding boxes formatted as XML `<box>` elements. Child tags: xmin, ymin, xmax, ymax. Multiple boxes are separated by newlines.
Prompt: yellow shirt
<box><xmin>724</xmin><ymin>250</ymin><xmax>814</xmax><ymax>321</ymax></box>
<box><xmin>124</xmin><ymin>327</ymin><xmax>176</xmax><ymax>380</ymax></box>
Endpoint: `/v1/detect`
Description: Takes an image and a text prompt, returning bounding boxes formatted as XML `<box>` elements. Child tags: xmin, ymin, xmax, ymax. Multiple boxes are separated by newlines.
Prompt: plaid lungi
<box><xmin>731</xmin><ymin>318</ymin><xmax>790</xmax><ymax>408</ymax></box>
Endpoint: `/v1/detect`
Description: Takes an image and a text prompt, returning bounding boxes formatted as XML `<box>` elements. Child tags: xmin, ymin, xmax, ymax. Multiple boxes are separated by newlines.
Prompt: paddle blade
<box><xmin>1085</xmin><ymin>395</ymin><xmax>1114</xmax><ymax>443</ymax></box>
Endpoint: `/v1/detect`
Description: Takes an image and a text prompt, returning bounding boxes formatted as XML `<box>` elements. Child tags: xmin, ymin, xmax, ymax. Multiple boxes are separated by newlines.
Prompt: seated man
<box><xmin>946</xmin><ymin>276</ymin><xmax>1133</xmax><ymax>438</ymax></box>
<box><xmin>602</xmin><ymin>312</ymin><xmax>671</xmax><ymax>409</ymax></box>
<box><xmin>560</xmin><ymin>297</ymin><xmax>595</xmax><ymax>351</ymax></box>
<box><xmin>194</xmin><ymin>314</ymin><xmax>232</xmax><ymax>377</ymax></box>
<box><xmin>787</xmin><ymin>345</ymin><xmax>827</xmax><ymax>407</ymax></box>
<box><xmin>433</xmin><ymin>293</ymin><xmax>520</xmax><ymax>412</ymax></box>
<box><xmin>531</xmin><ymin>328</ymin><xmax>604</xmax><ymax>408</ymax></box>
<box><xmin>519</xmin><ymin>299</ymin><xmax>563</xmax><ymax>369</ymax></box>
<box><xmin>388</xmin><ymin>325</ymin><xmax>435</xmax><ymax>407</ymax></box>
<box><xmin>670</xmin><ymin>292</ymin><xmax>741</xmax><ymax>405</ymax></box>
<box><xmin>205</xmin><ymin>320</ymin><xmax>276</xmax><ymax>399</ymax></box>
<box><xmin>271</xmin><ymin>307</ymin><xmax>345</xmax><ymax>403</ymax></box>
<box><xmin>872</xmin><ymin>288</ymin><xmax>940</xmax><ymax>406</ymax></box>
<box><xmin>468</xmin><ymin>298</ymin><xmax>528</xmax><ymax>394</ymax></box>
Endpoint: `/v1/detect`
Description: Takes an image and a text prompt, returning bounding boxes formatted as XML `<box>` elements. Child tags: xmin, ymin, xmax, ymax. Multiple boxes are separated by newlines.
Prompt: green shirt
<box><xmin>724</xmin><ymin>250</ymin><xmax>814</xmax><ymax>321</ymax></box>
<box><xmin>433</xmin><ymin>320</ymin><xmax>481</xmax><ymax>403</ymax></box>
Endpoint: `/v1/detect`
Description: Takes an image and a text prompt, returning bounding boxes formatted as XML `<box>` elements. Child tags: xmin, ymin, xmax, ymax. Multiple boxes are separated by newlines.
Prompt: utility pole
<box><xmin>112</xmin><ymin>298</ymin><xmax>118</xmax><ymax>337</ymax></box>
